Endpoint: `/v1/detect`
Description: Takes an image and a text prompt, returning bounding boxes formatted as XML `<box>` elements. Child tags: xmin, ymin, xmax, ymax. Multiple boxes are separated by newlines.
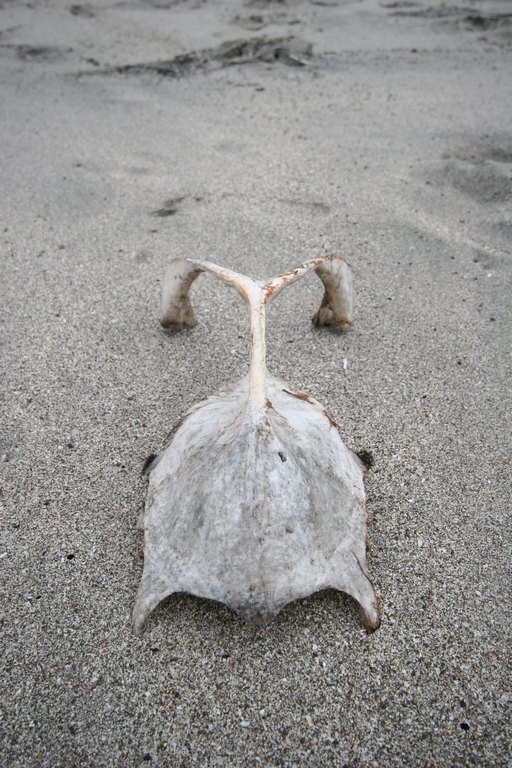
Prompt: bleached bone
<box><xmin>134</xmin><ymin>256</ymin><xmax>379</xmax><ymax>632</ymax></box>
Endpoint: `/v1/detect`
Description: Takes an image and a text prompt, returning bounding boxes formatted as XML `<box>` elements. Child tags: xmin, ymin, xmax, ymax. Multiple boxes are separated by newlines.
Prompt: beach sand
<box><xmin>1</xmin><ymin>0</ymin><xmax>511</xmax><ymax>765</ymax></box>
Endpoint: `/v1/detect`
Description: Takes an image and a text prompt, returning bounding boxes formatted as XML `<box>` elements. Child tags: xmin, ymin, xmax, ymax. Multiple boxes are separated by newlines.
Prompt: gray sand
<box><xmin>1</xmin><ymin>0</ymin><xmax>511</xmax><ymax>765</ymax></box>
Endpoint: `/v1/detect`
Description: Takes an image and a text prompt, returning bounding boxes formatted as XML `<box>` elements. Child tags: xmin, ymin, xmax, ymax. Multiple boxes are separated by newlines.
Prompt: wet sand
<box><xmin>1</xmin><ymin>0</ymin><xmax>511</xmax><ymax>765</ymax></box>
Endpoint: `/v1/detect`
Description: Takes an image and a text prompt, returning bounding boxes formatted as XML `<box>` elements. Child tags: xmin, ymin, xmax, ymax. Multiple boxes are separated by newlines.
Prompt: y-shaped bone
<box><xmin>161</xmin><ymin>256</ymin><xmax>353</xmax><ymax>417</ymax></box>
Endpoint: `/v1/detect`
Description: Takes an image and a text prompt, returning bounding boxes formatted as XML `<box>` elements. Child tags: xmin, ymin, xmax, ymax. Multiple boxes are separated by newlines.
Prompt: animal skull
<box><xmin>134</xmin><ymin>256</ymin><xmax>380</xmax><ymax>632</ymax></box>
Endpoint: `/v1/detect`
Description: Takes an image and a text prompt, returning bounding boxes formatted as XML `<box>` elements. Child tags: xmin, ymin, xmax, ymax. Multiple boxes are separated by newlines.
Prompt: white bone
<box><xmin>134</xmin><ymin>256</ymin><xmax>379</xmax><ymax>632</ymax></box>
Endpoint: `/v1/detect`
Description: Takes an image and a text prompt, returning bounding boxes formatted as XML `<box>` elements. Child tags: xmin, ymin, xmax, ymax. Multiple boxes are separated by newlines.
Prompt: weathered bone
<box><xmin>134</xmin><ymin>256</ymin><xmax>379</xmax><ymax>632</ymax></box>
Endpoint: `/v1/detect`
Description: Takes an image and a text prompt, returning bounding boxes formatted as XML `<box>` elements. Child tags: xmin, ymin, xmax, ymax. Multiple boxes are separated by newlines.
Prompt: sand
<box><xmin>1</xmin><ymin>0</ymin><xmax>511</xmax><ymax>765</ymax></box>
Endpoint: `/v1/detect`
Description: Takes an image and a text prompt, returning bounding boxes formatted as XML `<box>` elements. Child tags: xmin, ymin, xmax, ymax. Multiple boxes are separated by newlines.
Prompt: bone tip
<box><xmin>132</xmin><ymin>608</ymin><xmax>147</xmax><ymax>634</ymax></box>
<box><xmin>360</xmin><ymin>602</ymin><xmax>381</xmax><ymax>633</ymax></box>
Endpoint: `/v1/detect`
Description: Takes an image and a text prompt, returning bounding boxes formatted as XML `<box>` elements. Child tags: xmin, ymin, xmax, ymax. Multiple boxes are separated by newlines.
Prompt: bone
<box><xmin>134</xmin><ymin>257</ymin><xmax>379</xmax><ymax>633</ymax></box>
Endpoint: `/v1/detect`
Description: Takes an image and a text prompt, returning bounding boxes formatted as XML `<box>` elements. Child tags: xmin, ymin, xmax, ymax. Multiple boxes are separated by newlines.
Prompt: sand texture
<box><xmin>1</xmin><ymin>0</ymin><xmax>511</xmax><ymax>765</ymax></box>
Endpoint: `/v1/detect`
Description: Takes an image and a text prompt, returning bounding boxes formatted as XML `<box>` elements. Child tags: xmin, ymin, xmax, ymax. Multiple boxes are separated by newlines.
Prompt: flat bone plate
<box><xmin>134</xmin><ymin>374</ymin><xmax>380</xmax><ymax>632</ymax></box>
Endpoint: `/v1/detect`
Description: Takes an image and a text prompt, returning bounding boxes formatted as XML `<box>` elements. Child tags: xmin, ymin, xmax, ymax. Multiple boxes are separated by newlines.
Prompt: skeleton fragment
<box><xmin>134</xmin><ymin>256</ymin><xmax>380</xmax><ymax>632</ymax></box>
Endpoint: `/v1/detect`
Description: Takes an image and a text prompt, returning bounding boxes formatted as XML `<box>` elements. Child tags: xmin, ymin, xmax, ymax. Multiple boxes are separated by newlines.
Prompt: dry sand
<box><xmin>1</xmin><ymin>0</ymin><xmax>511</xmax><ymax>765</ymax></box>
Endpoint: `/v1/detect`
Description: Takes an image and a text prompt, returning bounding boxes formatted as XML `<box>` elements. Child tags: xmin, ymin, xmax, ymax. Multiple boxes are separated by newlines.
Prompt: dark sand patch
<box><xmin>99</xmin><ymin>36</ymin><xmax>313</xmax><ymax>78</ymax></box>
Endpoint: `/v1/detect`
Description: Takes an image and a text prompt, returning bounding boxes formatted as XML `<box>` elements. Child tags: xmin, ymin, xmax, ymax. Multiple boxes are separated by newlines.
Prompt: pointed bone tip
<box><xmin>132</xmin><ymin>593</ymin><xmax>154</xmax><ymax>634</ymax></box>
<box><xmin>360</xmin><ymin>602</ymin><xmax>381</xmax><ymax>633</ymax></box>
<box><xmin>132</xmin><ymin>604</ymin><xmax>147</xmax><ymax>634</ymax></box>
<box><xmin>133</xmin><ymin>616</ymin><xmax>145</xmax><ymax>635</ymax></box>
